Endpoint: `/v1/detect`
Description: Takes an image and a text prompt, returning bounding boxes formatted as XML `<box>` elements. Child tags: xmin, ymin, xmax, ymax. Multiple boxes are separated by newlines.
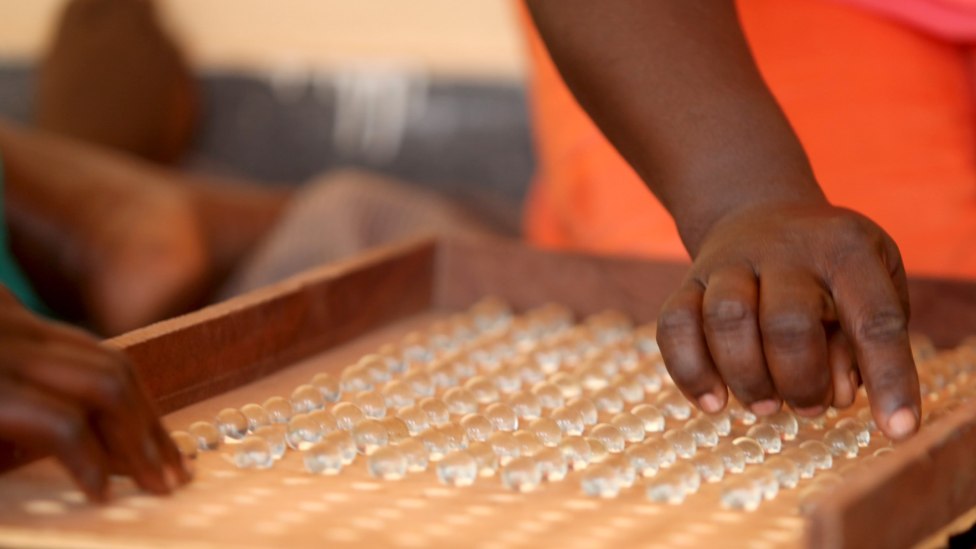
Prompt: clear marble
<box><xmin>590</xmin><ymin>423</ymin><xmax>626</xmax><ymax>453</ymax></box>
<box><xmin>368</xmin><ymin>446</ymin><xmax>408</xmax><ymax>480</ymax></box>
<box><xmin>484</xmin><ymin>402</ymin><xmax>519</xmax><ymax>432</ymax></box>
<box><xmin>836</xmin><ymin>418</ymin><xmax>871</xmax><ymax>447</ymax></box>
<box><xmin>487</xmin><ymin>431</ymin><xmax>521</xmax><ymax>465</ymax></box>
<box><xmin>308</xmin><ymin>409</ymin><xmax>339</xmax><ymax>434</ymax></box>
<box><xmin>465</xmin><ymin>376</ymin><xmax>500</xmax><ymax>404</ymax></box>
<box><xmin>585</xmin><ymin>437</ymin><xmax>610</xmax><ymax>463</ymax></box>
<box><xmin>419</xmin><ymin>397</ymin><xmax>451</xmax><ymax>426</ymax></box>
<box><xmin>493</xmin><ymin>365</ymin><xmax>523</xmax><ymax>394</ymax></box>
<box><xmin>713</xmin><ymin>442</ymin><xmax>747</xmax><ymax>473</ymax></box>
<box><xmin>444</xmin><ymin>387</ymin><xmax>479</xmax><ymax>415</ymax></box>
<box><xmin>797</xmin><ymin>414</ymin><xmax>827</xmax><ymax>431</ymax></box>
<box><xmin>332</xmin><ymin>402</ymin><xmax>366</xmax><ymax>431</ymax></box>
<box><xmin>782</xmin><ymin>448</ymin><xmax>815</xmax><ymax>479</ymax></box>
<box><xmin>797</xmin><ymin>485</ymin><xmax>831</xmax><ymax>515</ymax></box>
<box><xmin>428</xmin><ymin>361</ymin><xmax>459</xmax><ymax>389</ymax></box>
<box><xmin>240</xmin><ymin>404</ymin><xmax>271</xmax><ymax>432</ymax></box>
<box><xmin>468</xmin><ymin>441</ymin><xmax>499</xmax><ymax>477</ymax></box>
<box><xmin>550</xmin><ymin>406</ymin><xmax>585</xmax><ymax>436</ymax></box>
<box><xmin>624</xmin><ymin>444</ymin><xmax>660</xmax><ymax>477</ymax></box>
<box><xmin>558</xmin><ymin>436</ymin><xmax>593</xmax><ymax>471</ymax></box>
<box><xmin>691</xmin><ymin>452</ymin><xmax>725</xmax><ymax>483</ymax></box>
<box><xmin>721</xmin><ymin>476</ymin><xmax>762</xmax><ymax>511</ymax></box>
<box><xmin>605</xmin><ymin>454</ymin><xmax>637</xmax><ymax>488</ymax></box>
<box><xmin>498</xmin><ymin>456</ymin><xmax>540</xmax><ymax>492</ymax></box>
<box><xmin>655</xmin><ymin>390</ymin><xmax>693</xmax><ymax>420</ymax></box>
<box><xmin>549</xmin><ymin>372</ymin><xmax>582</xmax><ymax>399</ymax></box>
<box><xmin>310</xmin><ymin>372</ymin><xmax>342</xmax><ymax>403</ymax></box>
<box><xmin>381</xmin><ymin>380</ymin><xmax>416</xmax><ymax>408</ymax></box>
<box><xmin>438</xmin><ymin>422</ymin><xmax>470</xmax><ymax>451</ymax></box>
<box><xmin>873</xmin><ymin>447</ymin><xmax>895</xmax><ymax>458</ymax></box>
<box><xmin>304</xmin><ymin>440</ymin><xmax>343</xmax><ymax>474</ymax></box>
<box><xmin>635</xmin><ymin>361</ymin><xmax>664</xmax><ymax>394</ymax></box>
<box><xmin>670</xmin><ymin>462</ymin><xmax>702</xmax><ymax>494</ymax></box>
<box><xmin>528</xmin><ymin>417</ymin><xmax>563</xmax><ymax>447</ymax></box>
<box><xmin>733</xmin><ymin>436</ymin><xmax>765</xmax><ymax>464</ymax></box>
<box><xmin>764</xmin><ymin>456</ymin><xmax>800</xmax><ymax>489</ymax></box>
<box><xmin>763</xmin><ymin>410</ymin><xmax>799</xmax><ymax>441</ymax></box>
<box><xmin>419</xmin><ymin>428</ymin><xmax>451</xmax><ymax>461</ymax></box>
<box><xmin>508</xmin><ymin>391</ymin><xmax>543</xmax><ymax>420</ymax></box>
<box><xmin>535</xmin><ymin>447</ymin><xmax>569</xmax><ymax>481</ymax></box>
<box><xmin>823</xmin><ymin>428</ymin><xmax>859</xmax><ymax>458</ymax></box>
<box><xmin>643</xmin><ymin>437</ymin><xmax>677</xmax><ymax>468</ymax></box>
<box><xmin>404</xmin><ymin>370</ymin><xmax>435</xmax><ymax>398</ymax></box>
<box><xmin>578</xmin><ymin>362</ymin><xmax>611</xmax><ymax>391</ymax></box>
<box><xmin>395</xmin><ymin>405</ymin><xmax>430</xmax><ymax>436</ymax></box>
<box><xmin>396</xmin><ymin>438</ymin><xmax>430</xmax><ymax>472</ymax></box>
<box><xmin>799</xmin><ymin>440</ymin><xmax>833</xmax><ymax>470</ymax></box>
<box><xmin>286</xmin><ymin>413</ymin><xmax>324</xmax><ymax>450</ymax></box>
<box><xmin>684</xmin><ymin>417</ymin><xmax>719</xmax><ymax>448</ymax></box>
<box><xmin>699</xmin><ymin>411</ymin><xmax>732</xmax><ymax>436</ymax></box>
<box><xmin>856</xmin><ymin>407</ymin><xmax>879</xmax><ymax>433</ymax></box>
<box><xmin>631</xmin><ymin>404</ymin><xmax>666</xmax><ymax>433</ymax></box>
<box><xmin>727</xmin><ymin>400</ymin><xmax>758</xmax><ymax>426</ymax></box>
<box><xmin>215</xmin><ymin>408</ymin><xmax>248</xmax><ymax>443</ymax></box>
<box><xmin>323</xmin><ymin>430</ymin><xmax>357</xmax><ymax>464</ymax></box>
<box><xmin>608</xmin><ymin>412</ymin><xmax>644</xmax><ymax>443</ymax></box>
<box><xmin>340</xmin><ymin>364</ymin><xmax>374</xmax><ymax>393</ymax></box>
<box><xmin>379</xmin><ymin>417</ymin><xmax>410</xmax><ymax>443</ymax></box>
<box><xmin>291</xmin><ymin>384</ymin><xmax>326</xmax><ymax>413</ymax></box>
<box><xmin>262</xmin><ymin>396</ymin><xmax>294</xmax><ymax>424</ymax></box>
<box><xmin>566</xmin><ymin>397</ymin><xmax>599</xmax><ymax>426</ymax></box>
<box><xmin>743</xmin><ymin>468</ymin><xmax>780</xmax><ymax>501</ymax></box>
<box><xmin>170</xmin><ymin>431</ymin><xmax>198</xmax><ymax>459</ymax></box>
<box><xmin>353</xmin><ymin>389</ymin><xmax>387</xmax><ymax>419</ymax></box>
<box><xmin>253</xmin><ymin>426</ymin><xmax>286</xmax><ymax>459</ymax></box>
<box><xmin>188</xmin><ymin>421</ymin><xmax>220</xmax><ymax>451</ymax></box>
<box><xmin>611</xmin><ymin>373</ymin><xmax>645</xmax><ymax>403</ymax></box>
<box><xmin>646</xmin><ymin>470</ymin><xmax>686</xmax><ymax>504</ymax></box>
<box><xmin>437</xmin><ymin>451</ymin><xmax>478</xmax><ymax>487</ymax></box>
<box><xmin>591</xmin><ymin>387</ymin><xmax>625</xmax><ymax>414</ymax></box>
<box><xmin>360</xmin><ymin>354</ymin><xmax>392</xmax><ymax>383</ymax></box>
<box><xmin>514</xmin><ymin>430</ymin><xmax>545</xmax><ymax>456</ymax></box>
<box><xmin>532</xmin><ymin>382</ymin><xmax>565</xmax><ymax>410</ymax></box>
<box><xmin>745</xmin><ymin>424</ymin><xmax>782</xmax><ymax>454</ymax></box>
<box><xmin>234</xmin><ymin>435</ymin><xmax>273</xmax><ymax>469</ymax></box>
<box><xmin>582</xmin><ymin>463</ymin><xmax>621</xmax><ymax>498</ymax></box>
<box><xmin>663</xmin><ymin>429</ymin><xmax>697</xmax><ymax>458</ymax></box>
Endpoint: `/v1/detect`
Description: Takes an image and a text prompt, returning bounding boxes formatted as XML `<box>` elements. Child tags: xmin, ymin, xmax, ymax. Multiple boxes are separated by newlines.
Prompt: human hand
<box><xmin>0</xmin><ymin>288</ymin><xmax>190</xmax><ymax>501</ymax></box>
<box><xmin>656</xmin><ymin>202</ymin><xmax>920</xmax><ymax>440</ymax></box>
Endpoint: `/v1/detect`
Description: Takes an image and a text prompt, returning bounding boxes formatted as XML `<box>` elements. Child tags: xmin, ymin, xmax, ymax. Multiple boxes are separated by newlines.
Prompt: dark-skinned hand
<box><xmin>656</xmin><ymin>201</ymin><xmax>920</xmax><ymax>440</ymax></box>
<box><xmin>0</xmin><ymin>287</ymin><xmax>190</xmax><ymax>501</ymax></box>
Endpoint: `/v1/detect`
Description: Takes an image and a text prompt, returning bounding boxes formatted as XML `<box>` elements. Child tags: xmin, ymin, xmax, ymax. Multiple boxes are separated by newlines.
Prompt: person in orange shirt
<box><xmin>518</xmin><ymin>0</ymin><xmax>974</xmax><ymax>441</ymax></box>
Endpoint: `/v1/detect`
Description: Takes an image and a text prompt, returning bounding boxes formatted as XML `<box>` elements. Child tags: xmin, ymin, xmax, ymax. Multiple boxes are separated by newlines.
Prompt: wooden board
<box><xmin>1</xmin><ymin>235</ymin><xmax>975</xmax><ymax>549</ymax></box>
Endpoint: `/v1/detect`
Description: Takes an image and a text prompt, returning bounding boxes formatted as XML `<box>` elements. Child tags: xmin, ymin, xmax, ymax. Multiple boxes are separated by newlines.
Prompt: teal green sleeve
<box><xmin>0</xmin><ymin>154</ymin><xmax>48</xmax><ymax>314</ymax></box>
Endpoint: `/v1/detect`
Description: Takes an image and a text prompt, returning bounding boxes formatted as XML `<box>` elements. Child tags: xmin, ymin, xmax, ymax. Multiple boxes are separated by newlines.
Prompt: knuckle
<box><xmin>855</xmin><ymin>310</ymin><xmax>908</xmax><ymax>345</ymax></box>
<box><xmin>90</xmin><ymin>370</ymin><xmax>129</xmax><ymax>410</ymax></box>
<box><xmin>761</xmin><ymin>312</ymin><xmax>817</xmax><ymax>352</ymax></box>
<box><xmin>703</xmin><ymin>299</ymin><xmax>753</xmax><ymax>332</ymax></box>
<box><xmin>657</xmin><ymin>306</ymin><xmax>699</xmax><ymax>339</ymax></box>
<box><xmin>51</xmin><ymin>412</ymin><xmax>88</xmax><ymax>448</ymax></box>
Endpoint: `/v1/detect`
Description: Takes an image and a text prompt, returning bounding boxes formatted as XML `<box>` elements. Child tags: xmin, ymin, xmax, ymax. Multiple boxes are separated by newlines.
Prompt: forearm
<box><xmin>525</xmin><ymin>0</ymin><xmax>826</xmax><ymax>255</ymax></box>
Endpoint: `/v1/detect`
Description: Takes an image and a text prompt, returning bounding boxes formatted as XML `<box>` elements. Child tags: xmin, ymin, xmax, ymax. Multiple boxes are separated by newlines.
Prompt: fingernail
<box><xmin>886</xmin><ymin>407</ymin><xmax>918</xmax><ymax>439</ymax></box>
<box><xmin>699</xmin><ymin>393</ymin><xmax>722</xmax><ymax>414</ymax></box>
<box><xmin>794</xmin><ymin>405</ymin><xmax>825</xmax><ymax>417</ymax></box>
<box><xmin>751</xmin><ymin>399</ymin><xmax>781</xmax><ymax>416</ymax></box>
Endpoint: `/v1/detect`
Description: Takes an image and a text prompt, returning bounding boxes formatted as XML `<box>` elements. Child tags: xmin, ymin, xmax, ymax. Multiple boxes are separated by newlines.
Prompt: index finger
<box><xmin>829</xmin><ymin>255</ymin><xmax>919</xmax><ymax>440</ymax></box>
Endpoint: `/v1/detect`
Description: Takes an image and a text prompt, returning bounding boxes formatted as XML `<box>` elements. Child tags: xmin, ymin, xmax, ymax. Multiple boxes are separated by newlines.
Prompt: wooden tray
<box><xmin>1</xmin><ymin>235</ymin><xmax>976</xmax><ymax>549</ymax></box>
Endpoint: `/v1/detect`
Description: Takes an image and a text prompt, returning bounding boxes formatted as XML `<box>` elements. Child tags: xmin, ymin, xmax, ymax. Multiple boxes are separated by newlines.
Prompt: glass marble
<box><xmin>419</xmin><ymin>397</ymin><xmax>451</xmax><ymax>426</ymax></box>
<box><xmin>743</xmin><ymin>468</ymin><xmax>780</xmax><ymax>501</ymax></box>
<box><xmin>535</xmin><ymin>447</ymin><xmax>569</xmax><ymax>481</ymax></box>
<box><xmin>567</xmin><ymin>397</ymin><xmax>599</xmax><ymax>426</ymax></box>
<box><xmin>764</xmin><ymin>456</ymin><xmax>800</xmax><ymax>489</ymax></box>
<box><xmin>663</xmin><ymin>429</ymin><xmax>697</xmax><ymax>458</ymax></box>
<box><xmin>655</xmin><ymin>390</ymin><xmax>692</xmax><ymax>420</ymax></box>
<box><xmin>462</xmin><ymin>376</ymin><xmax>499</xmax><ymax>404</ymax></box>
<box><xmin>487</xmin><ymin>431</ymin><xmax>521</xmax><ymax>465</ymax></box>
<box><xmin>494</xmin><ymin>365</ymin><xmax>523</xmax><ymax>394</ymax></box>
<box><xmin>428</xmin><ymin>361</ymin><xmax>459</xmax><ymax>389</ymax></box>
<box><xmin>549</xmin><ymin>372</ymin><xmax>582</xmax><ymax>399</ymax></box>
<box><xmin>722</xmin><ymin>476</ymin><xmax>762</xmax><ymax>511</ymax></box>
<box><xmin>381</xmin><ymin>380</ymin><xmax>415</xmax><ymax>408</ymax></box>
<box><xmin>286</xmin><ymin>414</ymin><xmax>323</xmax><ymax>450</ymax></box>
<box><xmin>439</xmin><ymin>421</ymin><xmax>470</xmax><ymax>451</ymax></box>
<box><xmin>310</xmin><ymin>372</ymin><xmax>342</xmax><ymax>402</ymax></box>
<box><xmin>291</xmin><ymin>384</ymin><xmax>326</xmax><ymax>413</ymax></box>
<box><xmin>823</xmin><ymin>428</ymin><xmax>859</xmax><ymax>458</ymax></box>
<box><xmin>532</xmin><ymin>381</ymin><xmax>565</xmax><ymax>409</ymax></box>
<box><xmin>499</xmin><ymin>456</ymin><xmax>541</xmax><ymax>492</ymax></box>
<box><xmin>419</xmin><ymin>428</ymin><xmax>451</xmax><ymax>461</ymax></box>
<box><xmin>799</xmin><ymin>440</ymin><xmax>833</xmax><ymax>470</ymax></box>
<box><xmin>170</xmin><ymin>431</ymin><xmax>198</xmax><ymax>459</ymax></box>
<box><xmin>340</xmin><ymin>364</ymin><xmax>374</xmax><ymax>393</ymax></box>
<box><xmin>691</xmin><ymin>452</ymin><xmax>725</xmax><ymax>483</ymax></box>
<box><xmin>404</xmin><ymin>370</ymin><xmax>435</xmax><ymax>398</ymax></box>
<box><xmin>234</xmin><ymin>435</ymin><xmax>273</xmax><ymax>469</ymax></box>
<box><xmin>396</xmin><ymin>438</ymin><xmax>430</xmax><ymax>472</ymax></box>
<box><xmin>508</xmin><ymin>391</ymin><xmax>543</xmax><ymax>420</ymax></box>
<box><xmin>873</xmin><ymin>447</ymin><xmax>895</xmax><ymax>458</ymax></box>
<box><xmin>484</xmin><ymin>403</ymin><xmax>518</xmax><ymax>432</ymax></box>
<box><xmin>591</xmin><ymin>387</ymin><xmax>625</xmax><ymax>414</ymax></box>
<box><xmin>514</xmin><ymin>430</ymin><xmax>545</xmax><ymax>456</ymax></box>
<box><xmin>395</xmin><ymin>405</ymin><xmax>429</xmax><ymax>436</ymax></box>
<box><xmin>745</xmin><ymin>424</ymin><xmax>782</xmax><ymax>454</ymax></box>
<box><xmin>856</xmin><ymin>407</ymin><xmax>878</xmax><ymax>433</ymax></box>
<box><xmin>558</xmin><ymin>436</ymin><xmax>593</xmax><ymax>471</ymax></box>
<box><xmin>308</xmin><ymin>409</ymin><xmax>339</xmax><ymax>434</ymax></box>
<box><xmin>643</xmin><ymin>437</ymin><xmax>677</xmax><ymax>468</ymax></box>
<box><xmin>590</xmin><ymin>423</ymin><xmax>626</xmax><ymax>453</ymax></box>
<box><xmin>579</xmin><ymin>362</ymin><xmax>611</xmax><ymax>391</ymax></box>
<box><xmin>353</xmin><ymin>389</ymin><xmax>387</xmax><ymax>419</ymax></box>
<box><xmin>632</xmin><ymin>404</ymin><xmax>666</xmax><ymax>433</ymax></box>
<box><xmin>836</xmin><ymin>418</ymin><xmax>871</xmax><ymax>448</ymax></box>
<box><xmin>733</xmin><ymin>436</ymin><xmax>765</xmax><ymax>464</ymax></box>
<box><xmin>305</xmin><ymin>440</ymin><xmax>343</xmax><ymax>475</ymax></box>
<box><xmin>610</xmin><ymin>412</ymin><xmax>646</xmax><ymax>443</ymax></box>
<box><xmin>610</xmin><ymin>373</ymin><xmax>645</xmax><ymax>404</ymax></box>
<box><xmin>605</xmin><ymin>454</ymin><xmax>636</xmax><ymax>488</ymax></box>
<box><xmin>379</xmin><ymin>417</ymin><xmax>410</xmax><ymax>443</ymax></box>
<box><xmin>797</xmin><ymin>485</ymin><xmax>831</xmax><ymax>515</ymax></box>
<box><xmin>323</xmin><ymin>430</ymin><xmax>357</xmax><ymax>464</ymax></box>
<box><xmin>684</xmin><ymin>417</ymin><xmax>719</xmax><ymax>448</ymax></box>
<box><xmin>812</xmin><ymin>472</ymin><xmax>844</xmax><ymax>489</ymax></box>
<box><xmin>262</xmin><ymin>396</ymin><xmax>294</xmax><ymax>424</ymax></box>
<box><xmin>586</xmin><ymin>437</ymin><xmax>610</xmax><ymax>463</ymax></box>
<box><xmin>253</xmin><ymin>426</ymin><xmax>286</xmax><ymax>459</ymax></box>
<box><xmin>368</xmin><ymin>446</ymin><xmax>408</xmax><ymax>480</ymax></box>
<box><xmin>727</xmin><ymin>400</ymin><xmax>758</xmax><ymax>426</ymax></box>
<box><xmin>444</xmin><ymin>387</ymin><xmax>479</xmax><ymax>415</ymax></box>
<box><xmin>460</xmin><ymin>414</ymin><xmax>494</xmax><ymax>442</ymax></box>
<box><xmin>378</xmin><ymin>343</ymin><xmax>407</xmax><ymax>373</ymax></box>
<box><xmin>635</xmin><ymin>362</ymin><xmax>664</xmax><ymax>394</ymax></box>
<box><xmin>214</xmin><ymin>408</ymin><xmax>248</xmax><ymax>443</ymax></box>
<box><xmin>550</xmin><ymin>406</ymin><xmax>585</xmax><ymax>436</ymax></box>
<box><xmin>699</xmin><ymin>411</ymin><xmax>732</xmax><ymax>436</ymax></box>
<box><xmin>332</xmin><ymin>402</ymin><xmax>366</xmax><ymax>431</ymax></box>
<box><xmin>763</xmin><ymin>410</ymin><xmax>799</xmax><ymax>441</ymax></box>
<box><xmin>240</xmin><ymin>404</ymin><xmax>271</xmax><ymax>432</ymax></box>
<box><xmin>797</xmin><ymin>414</ymin><xmax>827</xmax><ymax>431</ymax></box>
<box><xmin>188</xmin><ymin>421</ymin><xmax>220</xmax><ymax>451</ymax></box>
<box><xmin>437</xmin><ymin>451</ymin><xmax>478</xmax><ymax>487</ymax></box>
<box><xmin>360</xmin><ymin>354</ymin><xmax>392</xmax><ymax>383</ymax></box>
<box><xmin>670</xmin><ymin>461</ymin><xmax>702</xmax><ymax>494</ymax></box>
<box><xmin>468</xmin><ymin>441</ymin><xmax>499</xmax><ymax>477</ymax></box>
<box><xmin>713</xmin><ymin>442</ymin><xmax>746</xmax><ymax>473</ymax></box>
<box><xmin>582</xmin><ymin>463</ymin><xmax>621</xmax><ymax>498</ymax></box>
<box><xmin>624</xmin><ymin>444</ymin><xmax>660</xmax><ymax>477</ymax></box>
<box><xmin>646</xmin><ymin>470</ymin><xmax>686</xmax><ymax>504</ymax></box>
<box><xmin>782</xmin><ymin>448</ymin><xmax>815</xmax><ymax>479</ymax></box>
<box><xmin>528</xmin><ymin>417</ymin><xmax>563</xmax><ymax>447</ymax></box>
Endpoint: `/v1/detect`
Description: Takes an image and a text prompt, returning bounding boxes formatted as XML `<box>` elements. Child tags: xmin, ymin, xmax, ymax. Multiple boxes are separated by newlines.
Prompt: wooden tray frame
<box><xmin>7</xmin><ymin>234</ymin><xmax>976</xmax><ymax>549</ymax></box>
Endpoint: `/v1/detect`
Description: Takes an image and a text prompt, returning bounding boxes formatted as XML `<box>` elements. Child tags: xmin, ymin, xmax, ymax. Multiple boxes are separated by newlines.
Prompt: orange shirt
<box><xmin>521</xmin><ymin>0</ymin><xmax>976</xmax><ymax>279</ymax></box>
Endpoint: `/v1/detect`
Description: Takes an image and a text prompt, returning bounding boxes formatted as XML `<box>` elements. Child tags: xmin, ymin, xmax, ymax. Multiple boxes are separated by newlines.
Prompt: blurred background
<box><xmin>0</xmin><ymin>0</ymin><xmax>534</xmax><ymax>233</ymax></box>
